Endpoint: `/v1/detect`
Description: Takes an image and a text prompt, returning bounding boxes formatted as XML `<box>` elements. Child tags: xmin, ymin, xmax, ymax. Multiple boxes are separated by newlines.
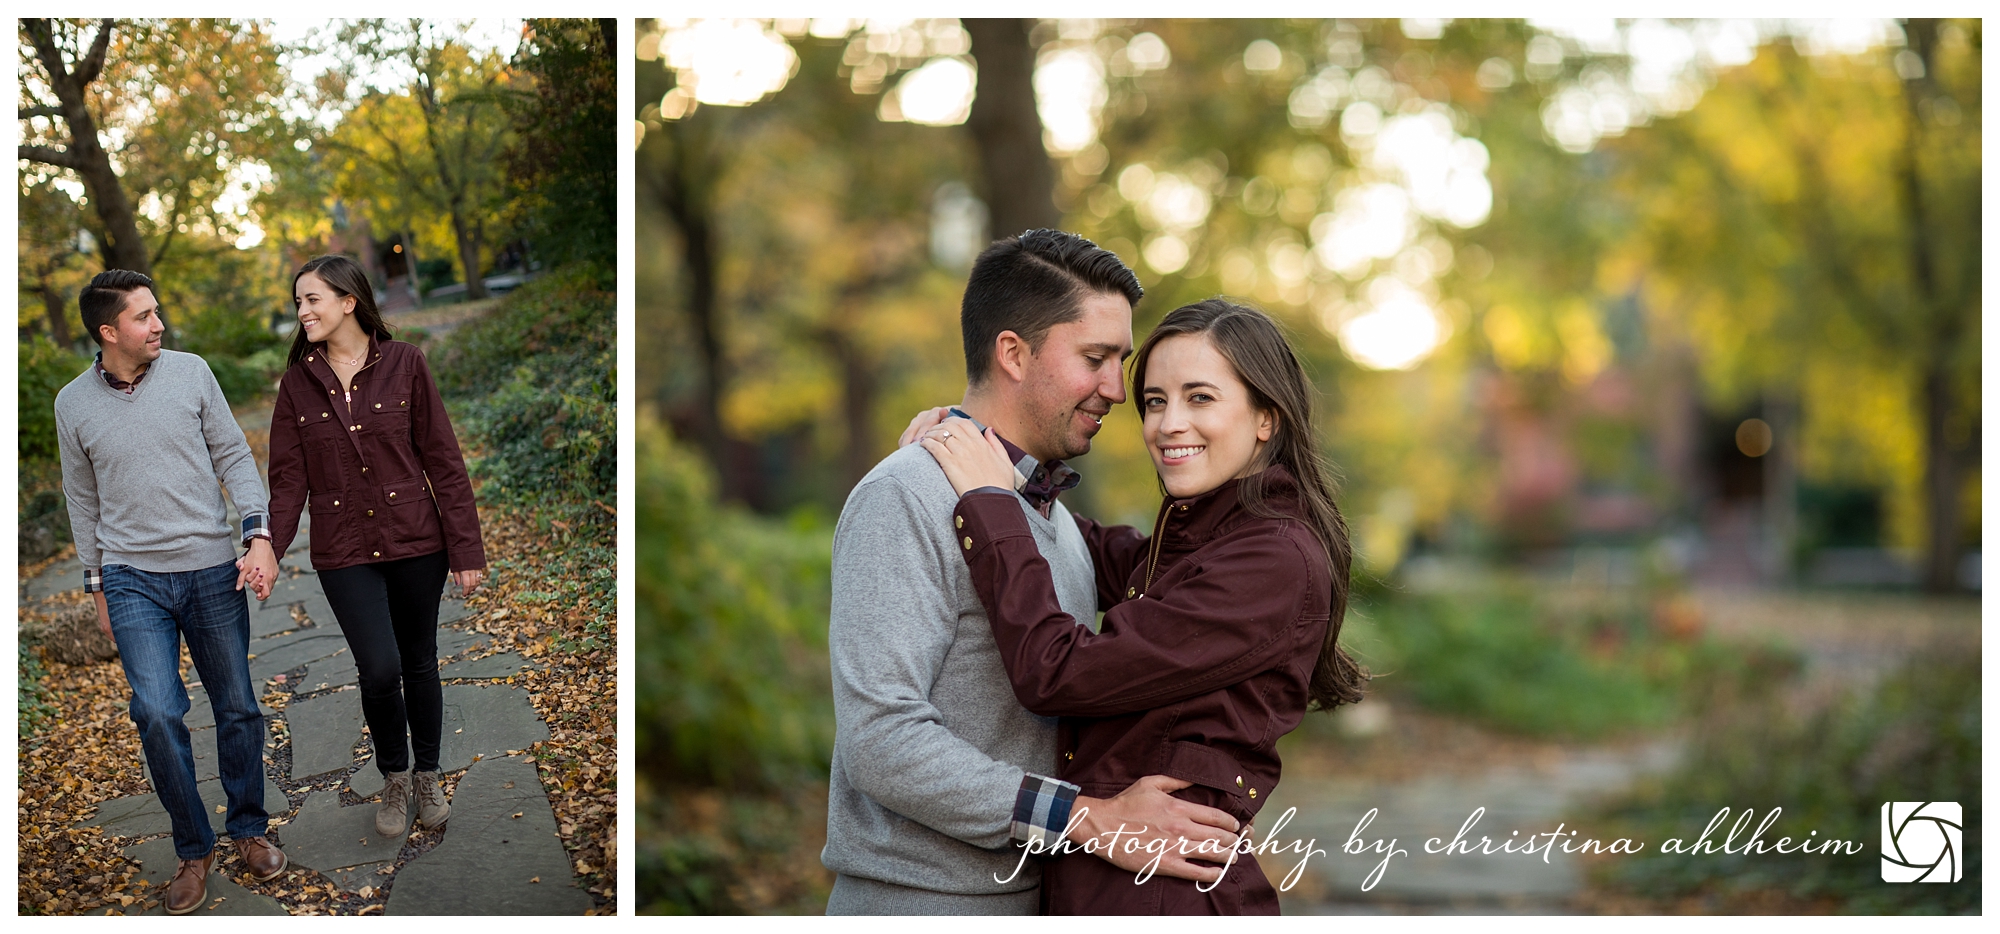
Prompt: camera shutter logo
<box><xmin>1881</xmin><ymin>802</ymin><xmax>1962</xmax><ymax>883</ymax></box>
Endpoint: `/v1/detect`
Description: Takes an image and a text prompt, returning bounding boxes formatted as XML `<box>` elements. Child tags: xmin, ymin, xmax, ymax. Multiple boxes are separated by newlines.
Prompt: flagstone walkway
<box><xmin>25</xmin><ymin>530</ymin><xmax>593</xmax><ymax>915</ymax></box>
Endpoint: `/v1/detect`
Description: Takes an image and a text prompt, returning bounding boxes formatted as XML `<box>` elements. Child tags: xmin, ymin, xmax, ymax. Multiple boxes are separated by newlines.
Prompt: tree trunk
<box><xmin>20</xmin><ymin>19</ymin><xmax>177</xmax><ymax>349</ymax></box>
<box><xmin>653</xmin><ymin>116</ymin><xmax>737</xmax><ymax>501</ymax></box>
<box><xmin>449</xmin><ymin>205</ymin><xmax>490</xmax><ymax>299</ymax></box>
<box><xmin>963</xmin><ymin>19</ymin><xmax>1058</xmax><ymax>241</ymax></box>
<box><xmin>1896</xmin><ymin>19</ymin><xmax>1963</xmax><ymax>592</ymax></box>
<box><xmin>38</xmin><ymin>271</ymin><xmax>73</xmax><ymax>347</ymax></box>
<box><xmin>824</xmin><ymin>330</ymin><xmax>879</xmax><ymax>490</ymax></box>
<box><xmin>403</xmin><ymin>225</ymin><xmax>425</xmax><ymax>302</ymax></box>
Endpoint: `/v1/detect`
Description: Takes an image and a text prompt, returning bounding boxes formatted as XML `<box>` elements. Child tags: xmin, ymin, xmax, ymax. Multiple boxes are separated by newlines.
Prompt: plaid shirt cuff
<box><xmin>1011</xmin><ymin>772</ymin><xmax>1081</xmax><ymax>849</ymax></box>
<box><xmin>241</xmin><ymin>513</ymin><xmax>270</xmax><ymax>545</ymax></box>
<box><xmin>83</xmin><ymin>567</ymin><xmax>103</xmax><ymax>594</ymax></box>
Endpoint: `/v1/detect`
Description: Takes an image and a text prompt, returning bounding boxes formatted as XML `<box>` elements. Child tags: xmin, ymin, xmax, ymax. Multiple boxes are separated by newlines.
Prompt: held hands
<box><xmin>452</xmin><ymin>569</ymin><xmax>484</xmax><ymax>596</ymax></box>
<box><xmin>235</xmin><ymin>539</ymin><xmax>278</xmax><ymax>601</ymax></box>
<box><xmin>1070</xmin><ymin>775</ymin><xmax>1243</xmax><ymax>884</ymax></box>
<box><xmin>916</xmin><ymin>417</ymin><xmax>1016</xmax><ymax>498</ymax></box>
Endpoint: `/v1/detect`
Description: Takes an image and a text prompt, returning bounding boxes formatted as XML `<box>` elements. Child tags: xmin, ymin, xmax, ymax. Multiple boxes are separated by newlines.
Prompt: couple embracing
<box><xmin>54</xmin><ymin>255</ymin><xmax>484</xmax><ymax>914</ymax></box>
<box><xmin>824</xmin><ymin>230</ymin><xmax>1366</xmax><ymax>915</ymax></box>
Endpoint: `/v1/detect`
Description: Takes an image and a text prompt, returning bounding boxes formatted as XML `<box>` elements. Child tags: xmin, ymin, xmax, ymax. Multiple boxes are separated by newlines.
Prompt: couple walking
<box><xmin>824</xmin><ymin>230</ymin><xmax>1366</xmax><ymax>914</ymax></box>
<box><xmin>53</xmin><ymin>255</ymin><xmax>486</xmax><ymax>914</ymax></box>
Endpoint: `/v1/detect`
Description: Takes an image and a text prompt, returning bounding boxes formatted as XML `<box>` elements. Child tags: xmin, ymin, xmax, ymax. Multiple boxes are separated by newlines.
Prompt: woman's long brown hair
<box><xmin>1129</xmin><ymin>299</ymin><xmax>1367</xmax><ymax>709</ymax></box>
<box><xmin>287</xmin><ymin>254</ymin><xmax>393</xmax><ymax>369</ymax></box>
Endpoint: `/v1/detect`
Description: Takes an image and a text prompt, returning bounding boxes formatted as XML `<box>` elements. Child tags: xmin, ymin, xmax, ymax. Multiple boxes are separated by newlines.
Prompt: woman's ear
<box><xmin>1257</xmin><ymin>408</ymin><xmax>1276</xmax><ymax>443</ymax></box>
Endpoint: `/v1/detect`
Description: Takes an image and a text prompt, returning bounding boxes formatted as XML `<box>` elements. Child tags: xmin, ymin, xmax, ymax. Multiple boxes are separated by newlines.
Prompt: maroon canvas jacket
<box><xmin>267</xmin><ymin>334</ymin><xmax>486</xmax><ymax>572</ymax></box>
<box><xmin>951</xmin><ymin>466</ymin><xmax>1333</xmax><ymax>915</ymax></box>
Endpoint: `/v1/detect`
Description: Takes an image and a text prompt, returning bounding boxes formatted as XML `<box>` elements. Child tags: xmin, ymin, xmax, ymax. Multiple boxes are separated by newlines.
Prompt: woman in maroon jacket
<box><xmin>265</xmin><ymin>254</ymin><xmax>486</xmax><ymax>840</ymax></box>
<box><xmin>918</xmin><ymin>300</ymin><xmax>1364</xmax><ymax>914</ymax></box>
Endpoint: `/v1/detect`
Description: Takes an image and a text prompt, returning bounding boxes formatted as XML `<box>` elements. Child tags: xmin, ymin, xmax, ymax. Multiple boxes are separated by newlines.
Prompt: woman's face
<box><xmin>1140</xmin><ymin>333</ymin><xmax>1273</xmax><ymax>499</ymax></box>
<box><xmin>294</xmin><ymin>271</ymin><xmax>356</xmax><ymax>343</ymax></box>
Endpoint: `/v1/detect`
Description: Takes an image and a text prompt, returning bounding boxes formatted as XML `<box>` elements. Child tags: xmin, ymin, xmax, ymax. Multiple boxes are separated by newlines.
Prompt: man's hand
<box><xmin>1069</xmin><ymin>774</ymin><xmax>1242</xmax><ymax>883</ymax></box>
<box><xmin>94</xmin><ymin>591</ymin><xmax>114</xmax><ymax>642</ymax></box>
<box><xmin>238</xmin><ymin>539</ymin><xmax>278</xmax><ymax>601</ymax></box>
<box><xmin>897</xmin><ymin>406</ymin><xmax>955</xmax><ymax>447</ymax></box>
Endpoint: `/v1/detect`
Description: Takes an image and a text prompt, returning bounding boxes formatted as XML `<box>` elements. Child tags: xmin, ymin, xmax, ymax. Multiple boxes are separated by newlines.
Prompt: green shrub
<box><xmin>19</xmin><ymin>643</ymin><xmax>58</xmax><ymax>736</ymax></box>
<box><xmin>433</xmin><ymin>264</ymin><xmax>615</xmax><ymax>520</ymax></box>
<box><xmin>1347</xmin><ymin>588</ymin><xmax>1739</xmax><ymax>738</ymax></box>
<box><xmin>205</xmin><ymin>344</ymin><xmax>286</xmax><ymax>405</ymax></box>
<box><xmin>635</xmin><ymin>412</ymin><xmax>834</xmax><ymax>789</ymax></box>
<box><xmin>1603</xmin><ymin>650</ymin><xmax>1980</xmax><ymax>913</ymax></box>
<box><xmin>18</xmin><ymin>338</ymin><xmax>90</xmax><ymax>462</ymax></box>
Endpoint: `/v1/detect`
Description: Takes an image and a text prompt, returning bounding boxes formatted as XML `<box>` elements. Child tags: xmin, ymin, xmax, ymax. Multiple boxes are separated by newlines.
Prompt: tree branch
<box><xmin>76</xmin><ymin>19</ymin><xmax>115</xmax><ymax>87</ymax></box>
<box><xmin>19</xmin><ymin>105</ymin><xmax>63</xmax><ymax>121</ymax></box>
<box><xmin>19</xmin><ymin>145</ymin><xmax>85</xmax><ymax>170</ymax></box>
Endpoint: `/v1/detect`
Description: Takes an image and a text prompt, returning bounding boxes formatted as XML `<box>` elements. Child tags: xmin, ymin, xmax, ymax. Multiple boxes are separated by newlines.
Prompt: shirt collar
<box><xmin>93</xmin><ymin>351</ymin><xmax>147</xmax><ymax>393</ymax></box>
<box><xmin>948</xmin><ymin>406</ymin><xmax>1082</xmax><ymax>515</ymax></box>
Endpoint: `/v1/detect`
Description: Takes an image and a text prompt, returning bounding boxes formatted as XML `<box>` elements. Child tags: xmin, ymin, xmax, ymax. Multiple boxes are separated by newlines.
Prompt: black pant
<box><xmin>318</xmin><ymin>550</ymin><xmax>450</xmax><ymax>774</ymax></box>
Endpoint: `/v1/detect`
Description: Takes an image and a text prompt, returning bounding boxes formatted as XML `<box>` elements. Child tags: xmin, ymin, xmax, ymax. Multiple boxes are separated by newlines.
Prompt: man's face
<box><xmin>100</xmin><ymin>288</ymin><xmax>165</xmax><ymax>364</ymax></box>
<box><xmin>1016</xmin><ymin>290</ymin><xmax>1134</xmax><ymax>462</ymax></box>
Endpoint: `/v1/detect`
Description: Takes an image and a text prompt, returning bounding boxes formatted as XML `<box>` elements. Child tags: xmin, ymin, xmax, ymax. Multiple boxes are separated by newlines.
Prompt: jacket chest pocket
<box><xmin>368</xmin><ymin>379</ymin><xmax>414</xmax><ymax>437</ymax></box>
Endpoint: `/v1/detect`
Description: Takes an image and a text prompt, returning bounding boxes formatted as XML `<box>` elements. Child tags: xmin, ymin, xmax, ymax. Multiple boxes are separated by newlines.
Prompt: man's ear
<box><xmin>97</xmin><ymin>321</ymin><xmax>119</xmax><ymax>347</ymax></box>
<box><xmin>992</xmin><ymin>330</ymin><xmax>1031</xmax><ymax>384</ymax></box>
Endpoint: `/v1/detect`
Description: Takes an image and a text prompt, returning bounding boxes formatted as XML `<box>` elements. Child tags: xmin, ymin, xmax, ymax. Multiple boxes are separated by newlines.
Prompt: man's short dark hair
<box><xmin>80</xmin><ymin>269</ymin><xmax>156</xmax><ymax>346</ymax></box>
<box><xmin>961</xmin><ymin>229</ymin><xmax>1143</xmax><ymax>384</ymax></box>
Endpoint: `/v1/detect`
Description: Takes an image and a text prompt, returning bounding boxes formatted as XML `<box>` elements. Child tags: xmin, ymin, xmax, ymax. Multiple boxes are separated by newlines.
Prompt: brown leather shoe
<box><xmin>164</xmin><ymin>849</ymin><xmax>215</xmax><ymax>915</ymax></box>
<box><xmin>234</xmin><ymin>835</ymin><xmax>288</xmax><ymax>882</ymax></box>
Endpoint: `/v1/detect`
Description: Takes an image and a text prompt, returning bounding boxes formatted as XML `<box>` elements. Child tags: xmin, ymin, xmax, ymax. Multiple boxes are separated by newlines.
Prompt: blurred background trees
<box><xmin>18</xmin><ymin>17</ymin><xmax>615</xmax><ymax>556</ymax></box>
<box><xmin>635</xmin><ymin>17</ymin><xmax>1979</xmax><ymax>914</ymax></box>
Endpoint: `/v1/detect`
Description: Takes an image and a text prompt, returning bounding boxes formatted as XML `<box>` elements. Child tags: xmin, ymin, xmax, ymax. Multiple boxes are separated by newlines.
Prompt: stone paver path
<box><xmin>1268</xmin><ymin>587</ymin><xmax>1980</xmax><ymax>914</ymax></box>
<box><xmin>30</xmin><ymin>526</ymin><xmax>581</xmax><ymax>915</ymax></box>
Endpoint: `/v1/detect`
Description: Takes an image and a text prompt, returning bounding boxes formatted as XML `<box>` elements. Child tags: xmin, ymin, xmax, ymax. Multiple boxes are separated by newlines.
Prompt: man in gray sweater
<box><xmin>54</xmin><ymin>270</ymin><xmax>287</xmax><ymax>914</ymax></box>
<box><xmin>823</xmin><ymin>231</ymin><xmax>1241</xmax><ymax>914</ymax></box>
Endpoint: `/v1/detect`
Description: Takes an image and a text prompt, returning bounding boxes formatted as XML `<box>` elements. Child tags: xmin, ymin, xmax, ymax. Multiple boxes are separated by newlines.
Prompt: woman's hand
<box><xmin>897</xmin><ymin>406</ymin><xmax>955</xmax><ymax>447</ymax></box>
<box><xmin>918</xmin><ymin>417</ymin><xmax>1016</xmax><ymax>497</ymax></box>
<box><xmin>452</xmin><ymin>569</ymin><xmax>484</xmax><ymax>596</ymax></box>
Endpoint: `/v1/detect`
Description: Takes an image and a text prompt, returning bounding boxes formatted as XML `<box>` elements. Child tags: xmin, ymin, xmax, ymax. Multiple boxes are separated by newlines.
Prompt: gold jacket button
<box><xmin>962</xmin><ymin>536</ymin><xmax>972</xmax><ymax>550</ymax></box>
<box><xmin>401</xmin><ymin>401</ymin><xmax>407</xmax><ymax>406</ymax></box>
<box><xmin>388</xmin><ymin>491</ymin><xmax>396</xmax><ymax>499</ymax></box>
<box><xmin>367</xmin><ymin>509</ymin><xmax>375</xmax><ymax>517</ymax></box>
<box><xmin>332</xmin><ymin>500</ymin><xmax>340</xmax><ymax>506</ymax></box>
<box><xmin>1064</xmin><ymin>751</ymin><xmax>1074</xmax><ymax>761</ymax></box>
<box><xmin>954</xmin><ymin>515</ymin><xmax>963</xmax><ymax>529</ymax></box>
<box><xmin>1179</xmin><ymin>504</ymin><xmax>1189</xmax><ymax>512</ymax></box>
<box><xmin>1249</xmin><ymin>788</ymin><xmax>1258</xmax><ymax>798</ymax></box>
<box><xmin>298</xmin><ymin>416</ymin><xmax>305</xmax><ymax>423</ymax></box>
<box><xmin>361</xmin><ymin>467</ymin><xmax>368</xmax><ymax>473</ymax></box>
<box><xmin>307</xmin><ymin>356</ymin><xmax>313</xmax><ymax>362</ymax></box>
<box><xmin>1235</xmin><ymin>776</ymin><xmax>1244</xmax><ymax>788</ymax></box>
<box><xmin>1126</xmin><ymin>586</ymin><xmax>1137</xmax><ymax>598</ymax></box>
<box><xmin>375</xmin><ymin>403</ymin><xmax>382</xmax><ymax>409</ymax></box>
<box><xmin>349</xmin><ymin>425</ymin><xmax>357</xmax><ymax>431</ymax></box>
<box><xmin>322</xmin><ymin>412</ymin><xmax>329</xmax><ymax>418</ymax></box>
<box><xmin>372</xmin><ymin>551</ymin><xmax>381</xmax><ymax>558</ymax></box>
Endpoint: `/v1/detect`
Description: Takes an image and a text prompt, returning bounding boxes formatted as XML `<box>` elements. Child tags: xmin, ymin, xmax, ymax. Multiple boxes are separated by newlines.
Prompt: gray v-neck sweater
<box><xmin>54</xmin><ymin>349</ymin><xmax>269</xmax><ymax>574</ymax></box>
<box><xmin>823</xmin><ymin>442</ymin><xmax>1098</xmax><ymax>909</ymax></box>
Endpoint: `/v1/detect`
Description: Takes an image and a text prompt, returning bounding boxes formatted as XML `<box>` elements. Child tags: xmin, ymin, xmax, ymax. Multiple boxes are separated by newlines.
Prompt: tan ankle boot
<box><xmin>376</xmin><ymin>769</ymin><xmax>413</xmax><ymax>837</ymax></box>
<box><xmin>414</xmin><ymin>770</ymin><xmax>451</xmax><ymax>828</ymax></box>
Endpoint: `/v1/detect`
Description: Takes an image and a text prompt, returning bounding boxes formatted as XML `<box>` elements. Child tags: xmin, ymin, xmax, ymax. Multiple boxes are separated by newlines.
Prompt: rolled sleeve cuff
<box><xmin>83</xmin><ymin>567</ymin><xmax>103</xmax><ymax>594</ymax></box>
<box><xmin>1010</xmin><ymin>772</ymin><xmax>1080</xmax><ymax>849</ymax></box>
<box><xmin>241</xmin><ymin>513</ymin><xmax>270</xmax><ymax>545</ymax></box>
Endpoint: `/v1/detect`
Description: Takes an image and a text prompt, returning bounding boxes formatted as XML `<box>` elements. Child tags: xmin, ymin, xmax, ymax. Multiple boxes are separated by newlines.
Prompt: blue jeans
<box><xmin>103</xmin><ymin>560</ymin><xmax>268</xmax><ymax>859</ymax></box>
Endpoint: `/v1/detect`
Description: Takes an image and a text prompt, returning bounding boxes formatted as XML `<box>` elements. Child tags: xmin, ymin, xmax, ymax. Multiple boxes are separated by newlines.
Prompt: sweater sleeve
<box><xmin>55</xmin><ymin>396</ymin><xmax>104</xmax><ymax>587</ymax></box>
<box><xmin>406</xmin><ymin>347</ymin><xmax>485</xmax><ymax>571</ymax></box>
<box><xmin>196</xmin><ymin>356</ymin><xmax>269</xmax><ymax>541</ymax></box>
<box><xmin>956</xmin><ymin>492</ymin><xmax>1315</xmax><ymax>719</ymax></box>
<box><xmin>829</xmin><ymin>475</ymin><xmax>1046</xmax><ymax>850</ymax></box>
